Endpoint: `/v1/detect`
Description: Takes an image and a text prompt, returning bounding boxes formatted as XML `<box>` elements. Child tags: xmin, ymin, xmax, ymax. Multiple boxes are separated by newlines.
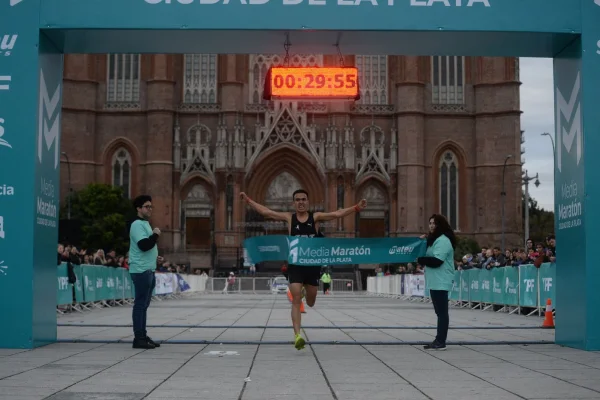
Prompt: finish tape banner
<box><xmin>243</xmin><ymin>235</ymin><xmax>426</xmax><ymax>266</ymax></box>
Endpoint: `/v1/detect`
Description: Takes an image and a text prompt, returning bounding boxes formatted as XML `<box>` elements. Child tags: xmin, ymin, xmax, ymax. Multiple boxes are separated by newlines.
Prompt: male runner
<box><xmin>240</xmin><ymin>189</ymin><xmax>367</xmax><ymax>350</ymax></box>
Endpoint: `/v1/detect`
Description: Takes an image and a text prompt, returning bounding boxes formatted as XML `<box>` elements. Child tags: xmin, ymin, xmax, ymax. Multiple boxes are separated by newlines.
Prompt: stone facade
<box><xmin>59</xmin><ymin>53</ymin><xmax>524</xmax><ymax>267</ymax></box>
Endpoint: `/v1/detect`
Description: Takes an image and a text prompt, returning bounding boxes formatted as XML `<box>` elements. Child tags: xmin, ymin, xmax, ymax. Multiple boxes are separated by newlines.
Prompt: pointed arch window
<box><xmin>431</xmin><ymin>56</ymin><xmax>465</xmax><ymax>104</ymax></box>
<box><xmin>355</xmin><ymin>55</ymin><xmax>388</xmax><ymax>105</ymax></box>
<box><xmin>107</xmin><ymin>54</ymin><xmax>141</xmax><ymax>102</ymax></box>
<box><xmin>439</xmin><ymin>151</ymin><xmax>459</xmax><ymax>229</ymax></box>
<box><xmin>112</xmin><ymin>148</ymin><xmax>132</xmax><ymax>198</ymax></box>
<box><xmin>183</xmin><ymin>54</ymin><xmax>218</xmax><ymax>103</ymax></box>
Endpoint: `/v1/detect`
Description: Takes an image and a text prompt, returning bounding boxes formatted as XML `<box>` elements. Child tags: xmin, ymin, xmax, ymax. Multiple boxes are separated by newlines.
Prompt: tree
<box><xmin>522</xmin><ymin>195</ymin><xmax>554</xmax><ymax>245</ymax></box>
<box><xmin>60</xmin><ymin>183</ymin><xmax>136</xmax><ymax>254</ymax></box>
<box><xmin>455</xmin><ymin>235</ymin><xmax>480</xmax><ymax>260</ymax></box>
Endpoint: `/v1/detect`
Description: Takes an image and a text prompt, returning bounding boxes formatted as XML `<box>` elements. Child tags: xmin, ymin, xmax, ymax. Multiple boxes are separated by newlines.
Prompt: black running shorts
<box><xmin>287</xmin><ymin>265</ymin><xmax>321</xmax><ymax>286</ymax></box>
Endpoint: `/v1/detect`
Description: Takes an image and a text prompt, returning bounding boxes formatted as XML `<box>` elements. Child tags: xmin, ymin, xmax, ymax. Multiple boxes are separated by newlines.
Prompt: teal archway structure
<box><xmin>0</xmin><ymin>0</ymin><xmax>598</xmax><ymax>350</ymax></box>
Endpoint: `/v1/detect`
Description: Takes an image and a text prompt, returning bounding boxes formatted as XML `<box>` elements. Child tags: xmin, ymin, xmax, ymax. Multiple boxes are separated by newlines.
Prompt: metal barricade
<box><xmin>203</xmin><ymin>277</ymin><xmax>357</xmax><ymax>295</ymax></box>
<box><xmin>319</xmin><ymin>279</ymin><xmax>354</xmax><ymax>294</ymax></box>
<box><xmin>206</xmin><ymin>277</ymin><xmax>281</xmax><ymax>294</ymax></box>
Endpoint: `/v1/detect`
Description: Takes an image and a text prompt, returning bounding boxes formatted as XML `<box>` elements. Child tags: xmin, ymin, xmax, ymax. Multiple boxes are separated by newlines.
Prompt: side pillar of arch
<box><xmin>395</xmin><ymin>56</ymin><xmax>426</xmax><ymax>235</ymax></box>
<box><xmin>553</xmin><ymin>2</ymin><xmax>600</xmax><ymax>351</ymax></box>
<box><xmin>0</xmin><ymin>19</ymin><xmax>64</xmax><ymax>348</ymax></box>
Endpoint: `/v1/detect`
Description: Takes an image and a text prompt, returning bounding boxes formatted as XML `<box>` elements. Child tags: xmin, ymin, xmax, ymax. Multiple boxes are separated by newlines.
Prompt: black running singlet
<box><xmin>290</xmin><ymin>212</ymin><xmax>318</xmax><ymax>238</ymax></box>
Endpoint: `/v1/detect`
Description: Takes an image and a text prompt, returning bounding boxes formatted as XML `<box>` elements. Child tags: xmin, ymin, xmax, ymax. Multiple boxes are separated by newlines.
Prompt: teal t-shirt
<box><xmin>128</xmin><ymin>219</ymin><xmax>158</xmax><ymax>274</ymax></box>
<box><xmin>424</xmin><ymin>234</ymin><xmax>455</xmax><ymax>292</ymax></box>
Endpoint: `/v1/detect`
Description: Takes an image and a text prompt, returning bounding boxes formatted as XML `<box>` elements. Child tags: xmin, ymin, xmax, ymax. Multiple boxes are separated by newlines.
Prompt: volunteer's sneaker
<box><xmin>423</xmin><ymin>340</ymin><xmax>446</xmax><ymax>351</ymax></box>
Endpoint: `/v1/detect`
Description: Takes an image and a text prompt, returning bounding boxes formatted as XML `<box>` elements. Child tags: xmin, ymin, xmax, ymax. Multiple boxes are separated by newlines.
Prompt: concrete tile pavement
<box><xmin>0</xmin><ymin>293</ymin><xmax>598</xmax><ymax>399</ymax></box>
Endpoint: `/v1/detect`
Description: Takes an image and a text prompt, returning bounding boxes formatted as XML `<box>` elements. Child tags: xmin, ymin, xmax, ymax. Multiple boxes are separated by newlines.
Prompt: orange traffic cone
<box><xmin>288</xmin><ymin>288</ymin><xmax>306</xmax><ymax>313</ymax></box>
<box><xmin>542</xmin><ymin>298</ymin><xmax>555</xmax><ymax>329</ymax></box>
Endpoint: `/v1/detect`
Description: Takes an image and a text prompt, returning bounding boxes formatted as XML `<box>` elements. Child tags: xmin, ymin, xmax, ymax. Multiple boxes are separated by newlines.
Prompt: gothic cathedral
<box><xmin>60</xmin><ymin>54</ymin><xmax>524</xmax><ymax>269</ymax></box>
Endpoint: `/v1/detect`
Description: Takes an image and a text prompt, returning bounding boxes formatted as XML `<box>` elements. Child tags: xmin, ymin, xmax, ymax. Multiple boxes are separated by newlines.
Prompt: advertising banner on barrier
<box><xmin>56</xmin><ymin>264</ymin><xmax>191</xmax><ymax>305</ymax></box>
<box><xmin>539</xmin><ymin>263</ymin><xmax>556</xmax><ymax>307</ymax></box>
<box><xmin>153</xmin><ymin>273</ymin><xmax>174</xmax><ymax>295</ymax></box>
<box><xmin>244</xmin><ymin>235</ymin><xmax>426</xmax><ymax>266</ymax></box>
<box><xmin>56</xmin><ymin>264</ymin><xmax>72</xmax><ymax>305</ymax></box>
<box><xmin>405</xmin><ymin>274</ymin><xmax>426</xmax><ymax>297</ymax></box>
<box><xmin>503</xmin><ymin>267</ymin><xmax>519</xmax><ymax>306</ymax></box>
<box><xmin>519</xmin><ymin>265</ymin><xmax>538</xmax><ymax>307</ymax></box>
<box><xmin>492</xmin><ymin>268</ymin><xmax>504</xmax><ymax>304</ymax></box>
<box><xmin>368</xmin><ymin>263</ymin><xmax>556</xmax><ymax>311</ymax></box>
<box><xmin>479</xmin><ymin>269</ymin><xmax>493</xmax><ymax>304</ymax></box>
<box><xmin>467</xmin><ymin>269</ymin><xmax>480</xmax><ymax>303</ymax></box>
<box><xmin>460</xmin><ymin>272</ymin><xmax>470</xmax><ymax>302</ymax></box>
<box><xmin>450</xmin><ymin>271</ymin><xmax>460</xmax><ymax>301</ymax></box>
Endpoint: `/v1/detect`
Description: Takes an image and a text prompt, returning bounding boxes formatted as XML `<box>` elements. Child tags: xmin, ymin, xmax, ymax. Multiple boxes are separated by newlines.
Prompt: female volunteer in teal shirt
<box><xmin>417</xmin><ymin>214</ymin><xmax>456</xmax><ymax>351</ymax></box>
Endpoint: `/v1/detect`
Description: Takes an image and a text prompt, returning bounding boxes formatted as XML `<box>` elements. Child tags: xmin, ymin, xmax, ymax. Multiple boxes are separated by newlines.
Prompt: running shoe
<box><xmin>294</xmin><ymin>333</ymin><xmax>306</xmax><ymax>350</ymax></box>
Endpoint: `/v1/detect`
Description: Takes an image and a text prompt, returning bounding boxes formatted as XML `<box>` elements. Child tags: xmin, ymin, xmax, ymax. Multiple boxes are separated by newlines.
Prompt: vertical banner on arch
<box><xmin>554</xmin><ymin>39</ymin><xmax>584</xmax><ymax>349</ymax></box>
<box><xmin>571</xmin><ymin>0</ymin><xmax>600</xmax><ymax>351</ymax></box>
<box><xmin>32</xmin><ymin>34</ymin><xmax>63</xmax><ymax>347</ymax></box>
<box><xmin>0</xmin><ymin>0</ymin><xmax>63</xmax><ymax>349</ymax></box>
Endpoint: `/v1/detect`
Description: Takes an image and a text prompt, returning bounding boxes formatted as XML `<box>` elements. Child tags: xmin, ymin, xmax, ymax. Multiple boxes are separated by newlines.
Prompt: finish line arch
<box><xmin>0</xmin><ymin>0</ymin><xmax>598</xmax><ymax>351</ymax></box>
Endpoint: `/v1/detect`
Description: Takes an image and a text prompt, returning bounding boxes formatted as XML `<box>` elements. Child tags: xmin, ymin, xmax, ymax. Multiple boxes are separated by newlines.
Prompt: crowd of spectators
<box><xmin>374</xmin><ymin>235</ymin><xmax>556</xmax><ymax>276</ymax></box>
<box><xmin>457</xmin><ymin>235</ymin><xmax>556</xmax><ymax>270</ymax></box>
<box><xmin>57</xmin><ymin>243</ymin><xmax>188</xmax><ymax>274</ymax></box>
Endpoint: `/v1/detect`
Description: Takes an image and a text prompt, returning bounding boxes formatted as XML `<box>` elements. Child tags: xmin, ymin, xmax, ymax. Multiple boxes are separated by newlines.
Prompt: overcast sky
<box><xmin>519</xmin><ymin>57</ymin><xmax>555</xmax><ymax>212</ymax></box>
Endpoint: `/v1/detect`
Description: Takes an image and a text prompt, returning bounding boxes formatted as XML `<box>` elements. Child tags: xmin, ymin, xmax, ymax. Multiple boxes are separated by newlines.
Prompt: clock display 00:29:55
<box><xmin>272</xmin><ymin>73</ymin><xmax>357</xmax><ymax>90</ymax></box>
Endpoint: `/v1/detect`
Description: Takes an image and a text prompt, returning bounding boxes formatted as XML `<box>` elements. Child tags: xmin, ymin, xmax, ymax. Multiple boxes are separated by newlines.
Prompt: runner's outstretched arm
<box><xmin>240</xmin><ymin>192</ymin><xmax>291</xmax><ymax>223</ymax></box>
<box><xmin>313</xmin><ymin>199</ymin><xmax>367</xmax><ymax>221</ymax></box>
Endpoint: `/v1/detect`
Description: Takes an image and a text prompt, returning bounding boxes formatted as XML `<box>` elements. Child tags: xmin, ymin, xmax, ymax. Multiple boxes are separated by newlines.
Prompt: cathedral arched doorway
<box><xmin>245</xmin><ymin>144</ymin><xmax>325</xmax><ymax>238</ymax></box>
<box><xmin>245</xmin><ymin>170</ymin><xmax>326</xmax><ymax>237</ymax></box>
<box><xmin>182</xmin><ymin>183</ymin><xmax>214</xmax><ymax>251</ymax></box>
<box><xmin>356</xmin><ymin>181</ymin><xmax>389</xmax><ymax>238</ymax></box>
<box><xmin>262</xmin><ymin>171</ymin><xmax>301</xmax><ymax>234</ymax></box>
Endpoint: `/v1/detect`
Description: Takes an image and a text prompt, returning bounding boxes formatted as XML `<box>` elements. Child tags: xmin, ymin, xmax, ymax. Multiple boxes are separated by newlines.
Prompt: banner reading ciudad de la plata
<box><xmin>243</xmin><ymin>235</ymin><xmax>426</xmax><ymax>266</ymax></box>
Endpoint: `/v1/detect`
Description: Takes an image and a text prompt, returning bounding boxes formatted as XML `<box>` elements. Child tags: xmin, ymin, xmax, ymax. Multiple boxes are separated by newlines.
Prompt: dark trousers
<box><xmin>323</xmin><ymin>283</ymin><xmax>330</xmax><ymax>294</ymax></box>
<box><xmin>130</xmin><ymin>270</ymin><xmax>155</xmax><ymax>339</ymax></box>
<box><xmin>430</xmin><ymin>289</ymin><xmax>449</xmax><ymax>344</ymax></box>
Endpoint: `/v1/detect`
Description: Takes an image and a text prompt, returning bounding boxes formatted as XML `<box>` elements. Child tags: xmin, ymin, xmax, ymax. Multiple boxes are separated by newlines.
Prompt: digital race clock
<box><xmin>263</xmin><ymin>66</ymin><xmax>360</xmax><ymax>101</ymax></box>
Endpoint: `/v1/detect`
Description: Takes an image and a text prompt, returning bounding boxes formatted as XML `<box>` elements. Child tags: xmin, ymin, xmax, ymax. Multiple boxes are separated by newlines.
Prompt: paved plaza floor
<box><xmin>1</xmin><ymin>293</ymin><xmax>599</xmax><ymax>400</ymax></box>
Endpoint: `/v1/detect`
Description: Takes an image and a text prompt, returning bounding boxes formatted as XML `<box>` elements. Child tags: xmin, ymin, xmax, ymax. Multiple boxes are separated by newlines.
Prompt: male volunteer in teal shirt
<box><xmin>129</xmin><ymin>195</ymin><xmax>161</xmax><ymax>349</ymax></box>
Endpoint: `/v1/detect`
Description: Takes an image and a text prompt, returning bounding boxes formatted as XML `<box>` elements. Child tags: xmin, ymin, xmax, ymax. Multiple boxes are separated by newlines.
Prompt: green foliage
<box><xmin>523</xmin><ymin>195</ymin><xmax>555</xmax><ymax>245</ymax></box>
<box><xmin>60</xmin><ymin>184</ymin><xmax>135</xmax><ymax>254</ymax></box>
<box><xmin>455</xmin><ymin>235</ymin><xmax>480</xmax><ymax>260</ymax></box>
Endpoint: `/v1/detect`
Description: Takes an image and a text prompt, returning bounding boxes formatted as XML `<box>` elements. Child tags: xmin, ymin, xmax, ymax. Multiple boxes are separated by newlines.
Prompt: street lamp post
<box><xmin>501</xmin><ymin>154</ymin><xmax>512</xmax><ymax>252</ymax></box>
<box><xmin>61</xmin><ymin>152</ymin><xmax>72</xmax><ymax>220</ymax></box>
<box><xmin>541</xmin><ymin>132</ymin><xmax>555</xmax><ymax>155</ymax></box>
<box><xmin>523</xmin><ymin>169</ymin><xmax>541</xmax><ymax>246</ymax></box>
